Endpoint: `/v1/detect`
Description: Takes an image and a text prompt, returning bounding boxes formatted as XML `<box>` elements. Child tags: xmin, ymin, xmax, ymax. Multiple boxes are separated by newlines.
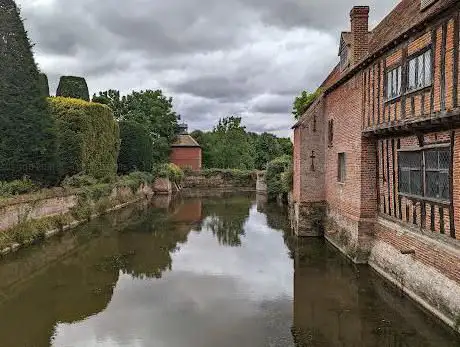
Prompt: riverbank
<box><xmin>0</xmin><ymin>173</ymin><xmax>161</xmax><ymax>257</ymax></box>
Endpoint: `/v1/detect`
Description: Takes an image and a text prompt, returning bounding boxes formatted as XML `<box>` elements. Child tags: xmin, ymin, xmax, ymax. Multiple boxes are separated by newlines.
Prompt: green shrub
<box><xmin>281</xmin><ymin>161</ymin><xmax>293</xmax><ymax>193</ymax></box>
<box><xmin>154</xmin><ymin>163</ymin><xmax>184</xmax><ymax>185</ymax></box>
<box><xmin>48</xmin><ymin>97</ymin><xmax>120</xmax><ymax>180</ymax></box>
<box><xmin>61</xmin><ymin>173</ymin><xmax>98</xmax><ymax>188</ymax></box>
<box><xmin>56</xmin><ymin>76</ymin><xmax>90</xmax><ymax>101</ymax></box>
<box><xmin>118</xmin><ymin>121</ymin><xmax>154</xmax><ymax>174</ymax></box>
<box><xmin>0</xmin><ymin>0</ymin><xmax>57</xmax><ymax>184</ymax></box>
<box><xmin>0</xmin><ymin>177</ymin><xmax>38</xmax><ymax>197</ymax></box>
<box><xmin>38</xmin><ymin>72</ymin><xmax>49</xmax><ymax>97</ymax></box>
<box><xmin>266</xmin><ymin>155</ymin><xmax>292</xmax><ymax>197</ymax></box>
<box><xmin>117</xmin><ymin>171</ymin><xmax>155</xmax><ymax>193</ymax></box>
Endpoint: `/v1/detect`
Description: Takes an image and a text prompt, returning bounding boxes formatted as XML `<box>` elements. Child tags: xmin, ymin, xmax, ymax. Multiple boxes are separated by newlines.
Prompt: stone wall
<box><xmin>182</xmin><ymin>173</ymin><xmax>256</xmax><ymax>190</ymax></box>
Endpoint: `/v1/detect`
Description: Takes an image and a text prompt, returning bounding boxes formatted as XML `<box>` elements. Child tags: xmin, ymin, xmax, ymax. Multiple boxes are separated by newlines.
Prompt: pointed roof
<box><xmin>171</xmin><ymin>134</ymin><xmax>201</xmax><ymax>148</ymax></box>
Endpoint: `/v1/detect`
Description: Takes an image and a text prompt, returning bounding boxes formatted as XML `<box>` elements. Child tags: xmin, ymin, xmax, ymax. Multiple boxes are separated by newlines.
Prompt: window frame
<box><xmin>397</xmin><ymin>145</ymin><xmax>451</xmax><ymax>204</ymax></box>
<box><xmin>386</xmin><ymin>65</ymin><xmax>402</xmax><ymax>101</ymax></box>
<box><xmin>406</xmin><ymin>47</ymin><xmax>432</xmax><ymax>94</ymax></box>
<box><xmin>337</xmin><ymin>152</ymin><xmax>346</xmax><ymax>183</ymax></box>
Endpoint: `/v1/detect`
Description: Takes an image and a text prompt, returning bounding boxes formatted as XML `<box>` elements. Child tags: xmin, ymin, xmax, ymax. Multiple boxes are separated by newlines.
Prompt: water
<box><xmin>0</xmin><ymin>192</ymin><xmax>458</xmax><ymax>347</ymax></box>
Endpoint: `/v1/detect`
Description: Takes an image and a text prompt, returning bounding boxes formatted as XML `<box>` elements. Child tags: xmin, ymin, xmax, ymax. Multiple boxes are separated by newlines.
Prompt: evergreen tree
<box><xmin>38</xmin><ymin>72</ymin><xmax>49</xmax><ymax>97</ymax></box>
<box><xmin>56</xmin><ymin>76</ymin><xmax>90</xmax><ymax>101</ymax></box>
<box><xmin>0</xmin><ymin>0</ymin><xmax>57</xmax><ymax>183</ymax></box>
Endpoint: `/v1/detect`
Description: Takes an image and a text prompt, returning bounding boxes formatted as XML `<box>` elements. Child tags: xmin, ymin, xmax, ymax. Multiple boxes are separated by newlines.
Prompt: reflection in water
<box><xmin>0</xmin><ymin>193</ymin><xmax>457</xmax><ymax>346</ymax></box>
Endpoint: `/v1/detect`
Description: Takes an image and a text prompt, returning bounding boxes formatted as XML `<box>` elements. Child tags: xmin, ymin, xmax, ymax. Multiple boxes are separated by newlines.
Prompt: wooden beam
<box><xmin>450</xmin><ymin>130</ymin><xmax>456</xmax><ymax>238</ymax></box>
<box><xmin>440</xmin><ymin>21</ymin><xmax>447</xmax><ymax>112</ymax></box>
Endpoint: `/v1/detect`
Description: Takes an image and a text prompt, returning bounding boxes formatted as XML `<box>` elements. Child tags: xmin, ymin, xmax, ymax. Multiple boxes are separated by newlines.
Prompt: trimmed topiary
<box><xmin>38</xmin><ymin>72</ymin><xmax>49</xmax><ymax>97</ymax></box>
<box><xmin>48</xmin><ymin>97</ymin><xmax>120</xmax><ymax>180</ymax></box>
<box><xmin>0</xmin><ymin>0</ymin><xmax>57</xmax><ymax>183</ymax></box>
<box><xmin>56</xmin><ymin>76</ymin><xmax>90</xmax><ymax>101</ymax></box>
<box><xmin>118</xmin><ymin>121</ymin><xmax>154</xmax><ymax>174</ymax></box>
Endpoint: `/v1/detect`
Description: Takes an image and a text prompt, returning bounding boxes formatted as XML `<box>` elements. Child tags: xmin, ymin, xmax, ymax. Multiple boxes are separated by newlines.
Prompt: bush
<box><xmin>281</xmin><ymin>161</ymin><xmax>293</xmax><ymax>193</ymax></box>
<box><xmin>199</xmin><ymin>168</ymin><xmax>257</xmax><ymax>187</ymax></box>
<box><xmin>56</xmin><ymin>76</ymin><xmax>90</xmax><ymax>101</ymax></box>
<box><xmin>61</xmin><ymin>173</ymin><xmax>98</xmax><ymax>188</ymax></box>
<box><xmin>48</xmin><ymin>97</ymin><xmax>120</xmax><ymax>180</ymax></box>
<box><xmin>0</xmin><ymin>177</ymin><xmax>38</xmax><ymax>197</ymax></box>
<box><xmin>154</xmin><ymin>163</ymin><xmax>184</xmax><ymax>185</ymax></box>
<box><xmin>38</xmin><ymin>72</ymin><xmax>49</xmax><ymax>97</ymax></box>
<box><xmin>266</xmin><ymin>155</ymin><xmax>292</xmax><ymax>197</ymax></box>
<box><xmin>0</xmin><ymin>1</ymin><xmax>57</xmax><ymax>183</ymax></box>
<box><xmin>118</xmin><ymin>121</ymin><xmax>154</xmax><ymax>174</ymax></box>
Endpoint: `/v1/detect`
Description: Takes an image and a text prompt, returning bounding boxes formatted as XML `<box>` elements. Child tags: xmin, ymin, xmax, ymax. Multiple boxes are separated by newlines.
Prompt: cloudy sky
<box><xmin>18</xmin><ymin>0</ymin><xmax>398</xmax><ymax>136</ymax></box>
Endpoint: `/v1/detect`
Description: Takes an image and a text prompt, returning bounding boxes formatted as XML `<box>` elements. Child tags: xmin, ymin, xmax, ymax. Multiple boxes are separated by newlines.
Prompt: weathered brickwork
<box><xmin>293</xmin><ymin>1</ymin><xmax>460</xmax><ymax>331</ymax></box>
<box><xmin>170</xmin><ymin>147</ymin><xmax>202</xmax><ymax>171</ymax></box>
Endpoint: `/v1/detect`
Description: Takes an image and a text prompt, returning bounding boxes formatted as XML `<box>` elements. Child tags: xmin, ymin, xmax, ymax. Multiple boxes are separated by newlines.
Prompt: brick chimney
<box><xmin>350</xmin><ymin>6</ymin><xmax>369</xmax><ymax>65</ymax></box>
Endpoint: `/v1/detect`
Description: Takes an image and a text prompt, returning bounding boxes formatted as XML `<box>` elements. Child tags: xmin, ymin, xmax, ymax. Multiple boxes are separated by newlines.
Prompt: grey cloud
<box><xmin>17</xmin><ymin>0</ymin><xmax>399</xmax><ymax>137</ymax></box>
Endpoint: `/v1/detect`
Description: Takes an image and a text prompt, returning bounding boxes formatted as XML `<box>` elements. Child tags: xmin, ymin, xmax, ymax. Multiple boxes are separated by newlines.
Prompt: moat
<box><xmin>0</xmin><ymin>192</ymin><xmax>458</xmax><ymax>347</ymax></box>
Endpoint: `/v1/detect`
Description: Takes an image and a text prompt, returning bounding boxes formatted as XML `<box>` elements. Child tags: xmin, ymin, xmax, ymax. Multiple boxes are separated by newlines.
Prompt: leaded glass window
<box><xmin>398</xmin><ymin>147</ymin><xmax>450</xmax><ymax>202</ymax></box>
<box><xmin>424</xmin><ymin>149</ymin><xmax>450</xmax><ymax>201</ymax></box>
<box><xmin>399</xmin><ymin>151</ymin><xmax>422</xmax><ymax>196</ymax></box>
<box><xmin>407</xmin><ymin>50</ymin><xmax>432</xmax><ymax>92</ymax></box>
<box><xmin>386</xmin><ymin>66</ymin><xmax>402</xmax><ymax>100</ymax></box>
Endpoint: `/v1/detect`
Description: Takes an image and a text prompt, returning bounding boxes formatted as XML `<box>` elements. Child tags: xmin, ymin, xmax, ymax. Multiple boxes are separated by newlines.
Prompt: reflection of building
<box><xmin>170</xmin><ymin>124</ymin><xmax>202</xmax><ymax>171</ymax></box>
<box><xmin>291</xmin><ymin>239</ymin><xmax>457</xmax><ymax>346</ymax></box>
<box><xmin>171</xmin><ymin>199</ymin><xmax>203</xmax><ymax>223</ymax></box>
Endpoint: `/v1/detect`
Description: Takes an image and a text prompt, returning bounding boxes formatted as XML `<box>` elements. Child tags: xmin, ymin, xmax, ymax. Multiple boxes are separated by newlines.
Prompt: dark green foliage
<box><xmin>49</xmin><ymin>97</ymin><xmax>120</xmax><ymax>180</ymax></box>
<box><xmin>61</xmin><ymin>173</ymin><xmax>98</xmax><ymax>188</ymax></box>
<box><xmin>56</xmin><ymin>76</ymin><xmax>90</xmax><ymax>101</ymax></box>
<box><xmin>266</xmin><ymin>155</ymin><xmax>292</xmax><ymax>197</ymax></box>
<box><xmin>93</xmin><ymin>89</ymin><xmax>180</xmax><ymax>164</ymax></box>
<box><xmin>92</xmin><ymin>89</ymin><xmax>123</xmax><ymax>119</ymax></box>
<box><xmin>0</xmin><ymin>0</ymin><xmax>57</xmax><ymax>183</ymax></box>
<box><xmin>38</xmin><ymin>73</ymin><xmax>49</xmax><ymax>97</ymax></box>
<box><xmin>118</xmin><ymin>121</ymin><xmax>154</xmax><ymax>174</ymax></box>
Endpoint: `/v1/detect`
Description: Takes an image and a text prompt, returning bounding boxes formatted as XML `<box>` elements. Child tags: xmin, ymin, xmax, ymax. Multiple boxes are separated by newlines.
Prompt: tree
<box><xmin>277</xmin><ymin>137</ymin><xmax>293</xmax><ymax>157</ymax></box>
<box><xmin>38</xmin><ymin>72</ymin><xmax>49</xmax><ymax>97</ymax></box>
<box><xmin>254</xmin><ymin>132</ymin><xmax>283</xmax><ymax>170</ymax></box>
<box><xmin>0</xmin><ymin>0</ymin><xmax>57</xmax><ymax>183</ymax></box>
<box><xmin>210</xmin><ymin>116</ymin><xmax>255</xmax><ymax>170</ymax></box>
<box><xmin>118</xmin><ymin>121</ymin><xmax>154</xmax><ymax>174</ymax></box>
<box><xmin>92</xmin><ymin>89</ymin><xmax>124</xmax><ymax>119</ymax></box>
<box><xmin>56</xmin><ymin>76</ymin><xmax>90</xmax><ymax>101</ymax></box>
<box><xmin>292</xmin><ymin>89</ymin><xmax>322</xmax><ymax>120</ymax></box>
<box><xmin>93</xmin><ymin>89</ymin><xmax>180</xmax><ymax>164</ymax></box>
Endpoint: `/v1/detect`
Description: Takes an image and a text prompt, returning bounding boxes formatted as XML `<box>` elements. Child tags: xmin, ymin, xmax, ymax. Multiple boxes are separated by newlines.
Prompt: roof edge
<box><xmin>325</xmin><ymin>0</ymin><xmax>457</xmax><ymax>95</ymax></box>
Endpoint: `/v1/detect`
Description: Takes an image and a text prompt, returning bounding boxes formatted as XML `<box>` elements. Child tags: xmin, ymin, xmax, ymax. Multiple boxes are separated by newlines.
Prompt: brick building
<box><xmin>170</xmin><ymin>124</ymin><xmax>202</xmax><ymax>171</ymax></box>
<box><xmin>292</xmin><ymin>0</ymin><xmax>460</xmax><ymax>331</ymax></box>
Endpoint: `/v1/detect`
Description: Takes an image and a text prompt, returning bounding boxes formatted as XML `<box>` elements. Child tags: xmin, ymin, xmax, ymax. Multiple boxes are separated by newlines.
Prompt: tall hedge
<box><xmin>48</xmin><ymin>97</ymin><xmax>120</xmax><ymax>179</ymax></box>
<box><xmin>0</xmin><ymin>0</ymin><xmax>57</xmax><ymax>183</ymax></box>
<box><xmin>38</xmin><ymin>72</ymin><xmax>49</xmax><ymax>97</ymax></box>
<box><xmin>56</xmin><ymin>76</ymin><xmax>90</xmax><ymax>101</ymax></box>
<box><xmin>118</xmin><ymin>121</ymin><xmax>154</xmax><ymax>174</ymax></box>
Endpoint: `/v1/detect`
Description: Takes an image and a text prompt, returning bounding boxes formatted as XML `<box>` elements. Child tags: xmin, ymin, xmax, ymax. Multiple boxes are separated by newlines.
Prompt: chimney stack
<box><xmin>350</xmin><ymin>6</ymin><xmax>370</xmax><ymax>65</ymax></box>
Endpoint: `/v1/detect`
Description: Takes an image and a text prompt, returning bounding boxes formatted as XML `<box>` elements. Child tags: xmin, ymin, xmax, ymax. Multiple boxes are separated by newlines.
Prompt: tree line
<box><xmin>191</xmin><ymin>116</ymin><xmax>292</xmax><ymax>171</ymax></box>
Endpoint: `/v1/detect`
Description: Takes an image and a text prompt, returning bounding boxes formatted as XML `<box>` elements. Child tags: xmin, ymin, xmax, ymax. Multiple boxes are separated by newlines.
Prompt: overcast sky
<box><xmin>17</xmin><ymin>0</ymin><xmax>399</xmax><ymax>137</ymax></box>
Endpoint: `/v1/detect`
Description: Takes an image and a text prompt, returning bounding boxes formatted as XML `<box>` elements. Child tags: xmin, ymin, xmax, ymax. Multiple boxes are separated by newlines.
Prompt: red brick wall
<box><xmin>325</xmin><ymin>75</ymin><xmax>376</xmax><ymax>220</ymax></box>
<box><xmin>293</xmin><ymin>97</ymin><xmax>326</xmax><ymax>204</ymax></box>
<box><xmin>170</xmin><ymin>147</ymin><xmax>202</xmax><ymax>171</ymax></box>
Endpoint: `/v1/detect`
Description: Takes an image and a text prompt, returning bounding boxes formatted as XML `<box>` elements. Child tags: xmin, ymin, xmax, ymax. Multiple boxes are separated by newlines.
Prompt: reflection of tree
<box><xmin>117</xmin><ymin>207</ymin><xmax>191</xmax><ymax>280</ymax></box>
<box><xmin>200</xmin><ymin>195</ymin><xmax>253</xmax><ymax>247</ymax></box>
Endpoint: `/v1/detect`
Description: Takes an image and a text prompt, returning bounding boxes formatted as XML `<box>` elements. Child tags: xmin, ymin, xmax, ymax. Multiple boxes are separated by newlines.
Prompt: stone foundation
<box><xmin>291</xmin><ymin>202</ymin><xmax>326</xmax><ymax>237</ymax></box>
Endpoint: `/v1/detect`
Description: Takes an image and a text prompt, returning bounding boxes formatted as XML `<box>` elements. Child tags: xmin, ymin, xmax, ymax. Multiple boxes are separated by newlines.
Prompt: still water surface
<box><xmin>0</xmin><ymin>192</ymin><xmax>458</xmax><ymax>347</ymax></box>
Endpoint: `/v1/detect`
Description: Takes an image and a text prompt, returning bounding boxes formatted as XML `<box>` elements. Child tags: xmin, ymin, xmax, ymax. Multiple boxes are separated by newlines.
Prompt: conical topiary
<box><xmin>56</xmin><ymin>76</ymin><xmax>90</xmax><ymax>101</ymax></box>
<box><xmin>0</xmin><ymin>0</ymin><xmax>57</xmax><ymax>183</ymax></box>
<box><xmin>38</xmin><ymin>72</ymin><xmax>49</xmax><ymax>97</ymax></box>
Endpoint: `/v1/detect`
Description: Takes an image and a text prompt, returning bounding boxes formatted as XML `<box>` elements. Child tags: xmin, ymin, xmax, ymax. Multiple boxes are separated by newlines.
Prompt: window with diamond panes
<box><xmin>399</xmin><ymin>151</ymin><xmax>422</xmax><ymax>196</ymax></box>
<box><xmin>386</xmin><ymin>66</ymin><xmax>402</xmax><ymax>100</ymax></box>
<box><xmin>424</xmin><ymin>149</ymin><xmax>450</xmax><ymax>201</ymax></box>
<box><xmin>407</xmin><ymin>50</ymin><xmax>432</xmax><ymax>92</ymax></box>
